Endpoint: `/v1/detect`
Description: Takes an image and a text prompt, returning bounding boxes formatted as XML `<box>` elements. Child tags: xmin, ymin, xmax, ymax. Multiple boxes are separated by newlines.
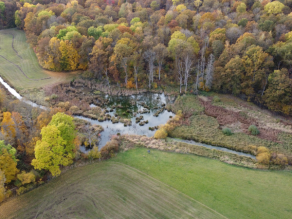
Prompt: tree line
<box><xmin>14</xmin><ymin>0</ymin><xmax>292</xmax><ymax>115</ymax></box>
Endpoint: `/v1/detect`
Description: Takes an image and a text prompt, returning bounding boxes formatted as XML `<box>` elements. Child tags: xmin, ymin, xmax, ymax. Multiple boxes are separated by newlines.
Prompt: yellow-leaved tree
<box><xmin>1</xmin><ymin>112</ymin><xmax>16</xmax><ymax>140</ymax></box>
<box><xmin>32</xmin><ymin>113</ymin><xmax>76</xmax><ymax>176</ymax></box>
<box><xmin>59</xmin><ymin>40</ymin><xmax>80</xmax><ymax>71</ymax></box>
<box><xmin>0</xmin><ymin>147</ymin><xmax>19</xmax><ymax>184</ymax></box>
<box><xmin>43</xmin><ymin>37</ymin><xmax>61</xmax><ymax>71</ymax></box>
<box><xmin>0</xmin><ymin>170</ymin><xmax>6</xmax><ymax>203</ymax></box>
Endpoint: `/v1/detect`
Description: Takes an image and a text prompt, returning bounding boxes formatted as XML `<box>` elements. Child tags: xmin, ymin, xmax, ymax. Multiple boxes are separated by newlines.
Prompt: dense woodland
<box><xmin>11</xmin><ymin>0</ymin><xmax>292</xmax><ymax>116</ymax></box>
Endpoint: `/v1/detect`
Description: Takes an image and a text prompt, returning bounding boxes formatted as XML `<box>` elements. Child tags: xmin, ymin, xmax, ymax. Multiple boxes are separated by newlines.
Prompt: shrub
<box><xmin>256</xmin><ymin>146</ymin><xmax>270</xmax><ymax>165</ymax></box>
<box><xmin>154</xmin><ymin>128</ymin><xmax>168</xmax><ymax>139</ymax></box>
<box><xmin>213</xmin><ymin>96</ymin><xmax>220</xmax><ymax>102</ymax></box>
<box><xmin>222</xmin><ymin>128</ymin><xmax>232</xmax><ymax>136</ymax></box>
<box><xmin>88</xmin><ymin>146</ymin><xmax>101</xmax><ymax>159</ymax></box>
<box><xmin>126</xmin><ymin>81</ymin><xmax>135</xmax><ymax>89</ymax></box>
<box><xmin>271</xmin><ymin>153</ymin><xmax>288</xmax><ymax>167</ymax></box>
<box><xmin>50</xmin><ymin>94</ymin><xmax>58</xmax><ymax>99</ymax></box>
<box><xmin>16</xmin><ymin>186</ymin><xmax>28</xmax><ymax>195</ymax></box>
<box><xmin>100</xmin><ymin>139</ymin><xmax>119</xmax><ymax>159</ymax></box>
<box><xmin>57</xmin><ymin>101</ymin><xmax>71</xmax><ymax>110</ymax></box>
<box><xmin>257</xmin><ymin>146</ymin><xmax>269</xmax><ymax>154</ymax></box>
<box><xmin>17</xmin><ymin>171</ymin><xmax>35</xmax><ymax>185</ymax></box>
<box><xmin>248</xmin><ymin>125</ymin><xmax>259</xmax><ymax>135</ymax></box>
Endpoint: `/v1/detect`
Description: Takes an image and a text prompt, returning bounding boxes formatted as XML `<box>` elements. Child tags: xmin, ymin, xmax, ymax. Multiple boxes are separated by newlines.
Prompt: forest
<box><xmin>10</xmin><ymin>0</ymin><xmax>292</xmax><ymax>116</ymax></box>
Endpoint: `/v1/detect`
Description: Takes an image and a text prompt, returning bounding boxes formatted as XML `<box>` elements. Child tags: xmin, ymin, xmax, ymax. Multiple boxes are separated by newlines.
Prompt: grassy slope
<box><xmin>113</xmin><ymin>148</ymin><xmax>292</xmax><ymax>219</ymax></box>
<box><xmin>1</xmin><ymin>149</ymin><xmax>291</xmax><ymax>219</ymax></box>
<box><xmin>0</xmin><ymin>162</ymin><xmax>224</xmax><ymax>219</ymax></box>
<box><xmin>0</xmin><ymin>29</ymin><xmax>75</xmax><ymax>89</ymax></box>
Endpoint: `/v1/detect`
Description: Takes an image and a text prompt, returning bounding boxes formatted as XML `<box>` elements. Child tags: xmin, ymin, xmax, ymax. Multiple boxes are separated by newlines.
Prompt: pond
<box><xmin>0</xmin><ymin>76</ymin><xmax>256</xmax><ymax>159</ymax></box>
<box><xmin>78</xmin><ymin>92</ymin><xmax>176</xmax><ymax>152</ymax></box>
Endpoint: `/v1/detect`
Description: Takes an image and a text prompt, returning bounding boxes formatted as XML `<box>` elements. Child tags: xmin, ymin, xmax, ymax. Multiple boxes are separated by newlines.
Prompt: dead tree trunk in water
<box><xmin>143</xmin><ymin>50</ymin><xmax>156</xmax><ymax>89</ymax></box>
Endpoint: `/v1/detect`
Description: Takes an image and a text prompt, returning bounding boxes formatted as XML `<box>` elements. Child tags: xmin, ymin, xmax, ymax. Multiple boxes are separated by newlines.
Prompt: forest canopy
<box><xmin>11</xmin><ymin>0</ymin><xmax>292</xmax><ymax>115</ymax></box>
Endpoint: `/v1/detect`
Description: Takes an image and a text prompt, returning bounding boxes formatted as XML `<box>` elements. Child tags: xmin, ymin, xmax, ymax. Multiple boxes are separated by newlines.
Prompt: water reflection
<box><xmin>77</xmin><ymin>92</ymin><xmax>176</xmax><ymax>151</ymax></box>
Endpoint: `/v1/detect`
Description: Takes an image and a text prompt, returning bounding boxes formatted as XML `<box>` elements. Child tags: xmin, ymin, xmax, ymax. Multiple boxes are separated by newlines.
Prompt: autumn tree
<box><xmin>114</xmin><ymin>37</ymin><xmax>136</xmax><ymax>86</ymax></box>
<box><xmin>49</xmin><ymin>113</ymin><xmax>76</xmax><ymax>150</ymax></box>
<box><xmin>41</xmin><ymin>37</ymin><xmax>62</xmax><ymax>71</ymax></box>
<box><xmin>12</xmin><ymin>112</ymin><xmax>27</xmax><ymax>151</ymax></box>
<box><xmin>221</xmin><ymin>56</ymin><xmax>244</xmax><ymax>95</ymax></box>
<box><xmin>1</xmin><ymin>112</ymin><xmax>16</xmax><ymax>143</ymax></box>
<box><xmin>264</xmin><ymin>1</ymin><xmax>285</xmax><ymax>15</ymax></box>
<box><xmin>59</xmin><ymin>40</ymin><xmax>80</xmax><ymax>71</ymax></box>
<box><xmin>242</xmin><ymin>45</ymin><xmax>274</xmax><ymax>98</ymax></box>
<box><xmin>0</xmin><ymin>143</ymin><xmax>18</xmax><ymax>183</ymax></box>
<box><xmin>153</xmin><ymin>43</ymin><xmax>168</xmax><ymax>80</ymax></box>
<box><xmin>90</xmin><ymin>37</ymin><xmax>113</xmax><ymax>79</ymax></box>
<box><xmin>32</xmin><ymin>113</ymin><xmax>76</xmax><ymax>176</ymax></box>
<box><xmin>264</xmin><ymin>69</ymin><xmax>292</xmax><ymax>114</ymax></box>
<box><xmin>0</xmin><ymin>170</ymin><xmax>5</xmax><ymax>203</ymax></box>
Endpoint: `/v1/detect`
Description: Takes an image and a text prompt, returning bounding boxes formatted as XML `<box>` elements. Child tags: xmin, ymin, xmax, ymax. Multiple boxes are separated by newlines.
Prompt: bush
<box><xmin>100</xmin><ymin>139</ymin><xmax>119</xmax><ymax>159</ymax></box>
<box><xmin>213</xmin><ymin>96</ymin><xmax>220</xmax><ymax>102</ymax></box>
<box><xmin>88</xmin><ymin>146</ymin><xmax>101</xmax><ymax>159</ymax></box>
<box><xmin>16</xmin><ymin>186</ymin><xmax>28</xmax><ymax>195</ymax></box>
<box><xmin>271</xmin><ymin>153</ymin><xmax>288</xmax><ymax>167</ymax></box>
<box><xmin>50</xmin><ymin>94</ymin><xmax>58</xmax><ymax>99</ymax></box>
<box><xmin>222</xmin><ymin>128</ymin><xmax>232</xmax><ymax>136</ymax></box>
<box><xmin>256</xmin><ymin>146</ymin><xmax>270</xmax><ymax>165</ymax></box>
<box><xmin>248</xmin><ymin>125</ymin><xmax>259</xmax><ymax>135</ymax></box>
<box><xmin>154</xmin><ymin>128</ymin><xmax>168</xmax><ymax>139</ymax></box>
<box><xmin>17</xmin><ymin>171</ymin><xmax>35</xmax><ymax>185</ymax></box>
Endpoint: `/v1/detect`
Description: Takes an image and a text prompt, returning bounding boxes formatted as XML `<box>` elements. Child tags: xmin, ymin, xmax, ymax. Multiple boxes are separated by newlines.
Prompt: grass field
<box><xmin>0</xmin><ymin>29</ymin><xmax>76</xmax><ymax>89</ymax></box>
<box><xmin>1</xmin><ymin>148</ymin><xmax>292</xmax><ymax>219</ymax></box>
<box><xmin>113</xmin><ymin>148</ymin><xmax>292</xmax><ymax>219</ymax></box>
<box><xmin>0</xmin><ymin>162</ymin><xmax>224</xmax><ymax>219</ymax></box>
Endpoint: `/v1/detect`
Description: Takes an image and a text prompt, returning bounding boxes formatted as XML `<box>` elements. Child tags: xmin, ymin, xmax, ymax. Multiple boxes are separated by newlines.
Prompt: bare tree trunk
<box><xmin>158</xmin><ymin>61</ymin><xmax>162</xmax><ymax>80</ymax></box>
<box><xmin>184</xmin><ymin>54</ymin><xmax>194</xmax><ymax>92</ymax></box>
<box><xmin>104</xmin><ymin>68</ymin><xmax>110</xmax><ymax>89</ymax></box>
<box><xmin>205</xmin><ymin>54</ymin><xmax>214</xmax><ymax>90</ymax></box>
<box><xmin>143</xmin><ymin>50</ymin><xmax>156</xmax><ymax>89</ymax></box>
<box><xmin>178</xmin><ymin>60</ymin><xmax>184</xmax><ymax>94</ymax></box>
<box><xmin>122</xmin><ymin>58</ymin><xmax>128</xmax><ymax>86</ymax></box>
<box><xmin>199</xmin><ymin>37</ymin><xmax>209</xmax><ymax>90</ymax></box>
<box><xmin>134</xmin><ymin>65</ymin><xmax>138</xmax><ymax>89</ymax></box>
<box><xmin>194</xmin><ymin>61</ymin><xmax>200</xmax><ymax>94</ymax></box>
<box><xmin>261</xmin><ymin>75</ymin><xmax>268</xmax><ymax>96</ymax></box>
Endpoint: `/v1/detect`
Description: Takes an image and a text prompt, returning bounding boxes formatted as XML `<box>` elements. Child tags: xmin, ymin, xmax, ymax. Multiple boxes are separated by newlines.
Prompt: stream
<box><xmin>0</xmin><ymin>76</ymin><xmax>255</xmax><ymax>159</ymax></box>
<box><xmin>169</xmin><ymin>138</ymin><xmax>256</xmax><ymax>159</ymax></box>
